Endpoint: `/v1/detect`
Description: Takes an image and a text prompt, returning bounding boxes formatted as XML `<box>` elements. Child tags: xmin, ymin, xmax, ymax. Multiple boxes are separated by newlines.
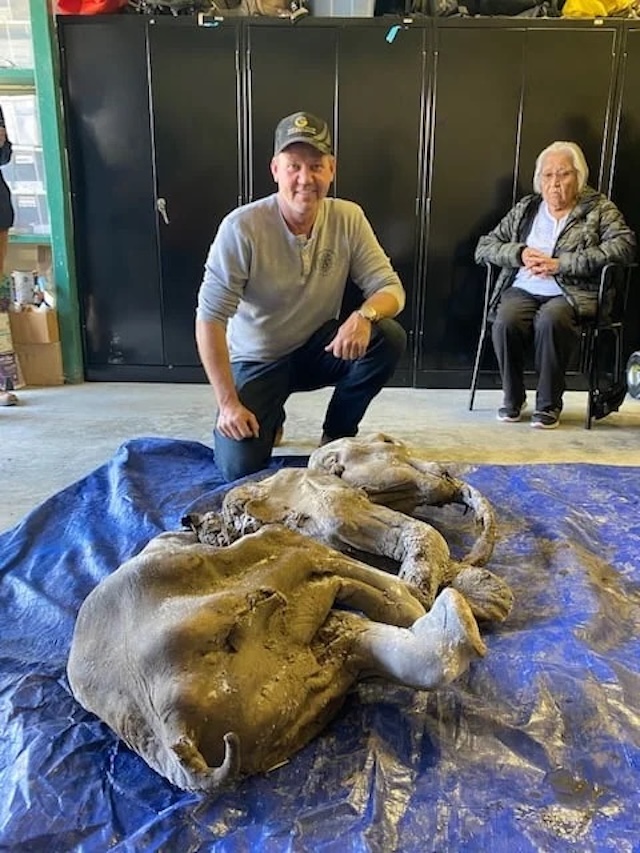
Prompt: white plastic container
<box><xmin>309</xmin><ymin>0</ymin><xmax>375</xmax><ymax>15</ymax></box>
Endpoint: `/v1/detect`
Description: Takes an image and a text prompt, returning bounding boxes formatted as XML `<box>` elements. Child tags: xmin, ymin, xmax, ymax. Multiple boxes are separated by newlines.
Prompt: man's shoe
<box><xmin>531</xmin><ymin>408</ymin><xmax>561</xmax><ymax>430</ymax></box>
<box><xmin>497</xmin><ymin>400</ymin><xmax>527</xmax><ymax>423</ymax></box>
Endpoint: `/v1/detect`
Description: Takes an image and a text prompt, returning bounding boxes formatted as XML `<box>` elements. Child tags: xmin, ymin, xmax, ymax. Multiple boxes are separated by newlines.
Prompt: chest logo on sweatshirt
<box><xmin>317</xmin><ymin>249</ymin><xmax>335</xmax><ymax>276</ymax></box>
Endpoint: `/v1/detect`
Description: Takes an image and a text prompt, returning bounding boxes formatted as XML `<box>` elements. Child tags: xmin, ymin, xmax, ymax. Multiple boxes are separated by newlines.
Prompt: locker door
<box><xmin>60</xmin><ymin>17</ymin><xmax>163</xmax><ymax>376</ymax></box>
<box><xmin>609</xmin><ymin>24</ymin><xmax>640</xmax><ymax>357</ymax></box>
<box><xmin>149</xmin><ymin>19</ymin><xmax>242</xmax><ymax>368</ymax></box>
<box><xmin>517</xmin><ymin>25</ymin><xmax>619</xmax><ymax>196</ymax></box>
<box><xmin>246</xmin><ymin>22</ymin><xmax>338</xmax><ymax>203</ymax></box>
<box><xmin>337</xmin><ymin>22</ymin><xmax>427</xmax><ymax>387</ymax></box>
<box><xmin>419</xmin><ymin>23</ymin><xmax>524</xmax><ymax>387</ymax></box>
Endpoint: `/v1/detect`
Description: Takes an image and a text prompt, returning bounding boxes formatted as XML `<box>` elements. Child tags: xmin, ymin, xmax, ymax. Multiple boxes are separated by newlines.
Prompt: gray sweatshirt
<box><xmin>196</xmin><ymin>194</ymin><xmax>405</xmax><ymax>362</ymax></box>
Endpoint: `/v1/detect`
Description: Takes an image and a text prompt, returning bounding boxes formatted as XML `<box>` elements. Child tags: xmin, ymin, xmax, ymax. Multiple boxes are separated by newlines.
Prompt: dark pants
<box><xmin>491</xmin><ymin>288</ymin><xmax>580</xmax><ymax>412</ymax></box>
<box><xmin>214</xmin><ymin>317</ymin><xmax>407</xmax><ymax>481</ymax></box>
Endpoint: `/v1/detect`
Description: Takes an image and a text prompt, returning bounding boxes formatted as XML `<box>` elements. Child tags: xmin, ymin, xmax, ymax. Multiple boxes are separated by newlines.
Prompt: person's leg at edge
<box><xmin>0</xmin><ymin>228</ymin><xmax>17</xmax><ymax>407</ymax></box>
<box><xmin>533</xmin><ymin>295</ymin><xmax>580</xmax><ymax>413</ymax></box>
<box><xmin>213</xmin><ymin>357</ymin><xmax>291</xmax><ymax>482</ymax></box>
<box><xmin>289</xmin><ymin>318</ymin><xmax>406</xmax><ymax>441</ymax></box>
<box><xmin>491</xmin><ymin>288</ymin><xmax>538</xmax><ymax>412</ymax></box>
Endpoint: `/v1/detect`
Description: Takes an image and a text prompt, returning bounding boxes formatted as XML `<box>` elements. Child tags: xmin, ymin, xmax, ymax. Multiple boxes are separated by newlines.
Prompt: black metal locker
<box><xmin>58</xmin><ymin>16</ymin><xmax>639</xmax><ymax>388</ymax></box>
<box><xmin>420</xmin><ymin>23</ymin><xmax>524</xmax><ymax>387</ymax></box>
<box><xmin>609</xmin><ymin>25</ymin><xmax>640</xmax><ymax>359</ymax></box>
<box><xmin>245</xmin><ymin>21</ymin><xmax>338</xmax><ymax>203</ymax></box>
<box><xmin>60</xmin><ymin>17</ymin><xmax>164</xmax><ymax>376</ymax></box>
<box><xmin>337</xmin><ymin>23</ymin><xmax>426</xmax><ymax>387</ymax></box>
<box><xmin>149</xmin><ymin>19</ymin><xmax>242</xmax><ymax>368</ymax></box>
<box><xmin>418</xmin><ymin>19</ymin><xmax>620</xmax><ymax>389</ymax></box>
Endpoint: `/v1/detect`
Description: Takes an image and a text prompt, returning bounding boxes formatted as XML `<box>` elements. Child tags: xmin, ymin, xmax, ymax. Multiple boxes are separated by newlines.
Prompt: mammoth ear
<box><xmin>367</xmin><ymin>432</ymin><xmax>397</xmax><ymax>444</ymax></box>
<box><xmin>324</xmin><ymin>455</ymin><xmax>345</xmax><ymax>477</ymax></box>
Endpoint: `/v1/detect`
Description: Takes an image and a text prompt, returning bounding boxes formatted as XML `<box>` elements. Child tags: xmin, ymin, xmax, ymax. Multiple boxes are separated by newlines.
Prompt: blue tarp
<box><xmin>1</xmin><ymin>437</ymin><xmax>639</xmax><ymax>851</ymax></box>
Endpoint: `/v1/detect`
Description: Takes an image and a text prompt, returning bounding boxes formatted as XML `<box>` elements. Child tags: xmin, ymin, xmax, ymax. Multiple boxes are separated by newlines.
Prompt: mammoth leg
<box><xmin>449</xmin><ymin>565</ymin><xmax>514</xmax><ymax>623</ymax></box>
<box><xmin>332</xmin><ymin>503</ymin><xmax>451</xmax><ymax>609</ymax></box>
<box><xmin>454</xmin><ymin>483</ymin><xmax>497</xmax><ymax>567</ymax></box>
<box><xmin>410</xmin><ymin>469</ymin><xmax>497</xmax><ymax>568</ymax></box>
<box><xmin>351</xmin><ymin>587</ymin><xmax>486</xmax><ymax>690</ymax></box>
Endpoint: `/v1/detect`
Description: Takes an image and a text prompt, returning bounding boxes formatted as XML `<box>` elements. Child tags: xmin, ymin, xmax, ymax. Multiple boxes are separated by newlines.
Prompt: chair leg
<box><xmin>469</xmin><ymin>328</ymin><xmax>488</xmax><ymax>411</ymax></box>
<box><xmin>584</xmin><ymin>328</ymin><xmax>596</xmax><ymax>430</ymax></box>
<box><xmin>613</xmin><ymin>327</ymin><xmax>623</xmax><ymax>383</ymax></box>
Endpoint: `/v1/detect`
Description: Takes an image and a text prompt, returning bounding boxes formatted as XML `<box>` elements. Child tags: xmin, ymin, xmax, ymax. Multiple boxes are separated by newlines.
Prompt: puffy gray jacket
<box><xmin>474</xmin><ymin>187</ymin><xmax>636</xmax><ymax>319</ymax></box>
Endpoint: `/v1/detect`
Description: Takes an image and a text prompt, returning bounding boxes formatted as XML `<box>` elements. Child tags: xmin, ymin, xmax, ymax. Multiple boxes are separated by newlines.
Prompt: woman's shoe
<box><xmin>0</xmin><ymin>390</ymin><xmax>17</xmax><ymax>406</ymax></box>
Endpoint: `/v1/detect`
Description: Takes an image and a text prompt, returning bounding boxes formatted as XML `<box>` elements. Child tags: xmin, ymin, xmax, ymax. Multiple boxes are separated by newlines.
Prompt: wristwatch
<box><xmin>356</xmin><ymin>304</ymin><xmax>380</xmax><ymax>323</ymax></box>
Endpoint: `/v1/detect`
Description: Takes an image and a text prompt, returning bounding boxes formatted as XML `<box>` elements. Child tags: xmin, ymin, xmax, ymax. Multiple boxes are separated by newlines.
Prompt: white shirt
<box><xmin>513</xmin><ymin>202</ymin><xmax>567</xmax><ymax>297</ymax></box>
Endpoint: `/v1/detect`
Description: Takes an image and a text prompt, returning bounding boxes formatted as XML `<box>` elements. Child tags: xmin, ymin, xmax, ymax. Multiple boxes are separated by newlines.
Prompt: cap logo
<box><xmin>274</xmin><ymin>112</ymin><xmax>332</xmax><ymax>155</ymax></box>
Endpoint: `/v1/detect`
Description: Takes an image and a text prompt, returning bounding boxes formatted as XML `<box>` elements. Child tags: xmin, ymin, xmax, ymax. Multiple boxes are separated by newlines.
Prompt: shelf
<box><xmin>9</xmin><ymin>233</ymin><xmax>51</xmax><ymax>245</ymax></box>
<box><xmin>0</xmin><ymin>69</ymin><xmax>36</xmax><ymax>88</ymax></box>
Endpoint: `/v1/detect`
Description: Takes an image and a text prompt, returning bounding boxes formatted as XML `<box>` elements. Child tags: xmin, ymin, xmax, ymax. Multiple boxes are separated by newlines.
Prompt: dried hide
<box><xmin>187</xmin><ymin>459</ymin><xmax>513</xmax><ymax>623</ymax></box>
<box><xmin>68</xmin><ymin>525</ymin><xmax>485</xmax><ymax>793</ymax></box>
<box><xmin>309</xmin><ymin>433</ymin><xmax>496</xmax><ymax>568</ymax></box>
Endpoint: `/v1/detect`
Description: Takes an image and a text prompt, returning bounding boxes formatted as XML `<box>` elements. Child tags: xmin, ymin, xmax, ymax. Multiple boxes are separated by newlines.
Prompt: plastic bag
<box><xmin>591</xmin><ymin>380</ymin><xmax>628</xmax><ymax>420</ymax></box>
<box><xmin>562</xmin><ymin>0</ymin><xmax>634</xmax><ymax>15</ymax></box>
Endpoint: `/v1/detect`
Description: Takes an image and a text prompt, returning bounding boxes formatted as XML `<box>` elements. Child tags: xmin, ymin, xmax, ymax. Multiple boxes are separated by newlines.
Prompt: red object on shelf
<box><xmin>56</xmin><ymin>0</ymin><xmax>128</xmax><ymax>13</ymax></box>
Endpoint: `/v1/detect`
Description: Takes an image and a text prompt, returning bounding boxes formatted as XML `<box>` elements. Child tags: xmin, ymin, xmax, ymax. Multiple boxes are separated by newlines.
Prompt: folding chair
<box><xmin>468</xmin><ymin>261</ymin><xmax>636</xmax><ymax>429</ymax></box>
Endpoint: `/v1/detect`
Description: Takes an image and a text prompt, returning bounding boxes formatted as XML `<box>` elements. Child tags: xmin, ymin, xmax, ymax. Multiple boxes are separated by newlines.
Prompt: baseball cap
<box><xmin>273</xmin><ymin>111</ymin><xmax>333</xmax><ymax>156</ymax></box>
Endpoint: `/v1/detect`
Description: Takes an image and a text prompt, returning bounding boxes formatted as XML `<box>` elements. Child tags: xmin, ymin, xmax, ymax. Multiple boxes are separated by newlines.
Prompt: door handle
<box><xmin>156</xmin><ymin>197</ymin><xmax>170</xmax><ymax>225</ymax></box>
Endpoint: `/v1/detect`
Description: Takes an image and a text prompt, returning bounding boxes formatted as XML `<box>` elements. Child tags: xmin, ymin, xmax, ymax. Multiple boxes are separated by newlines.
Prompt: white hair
<box><xmin>533</xmin><ymin>141</ymin><xmax>589</xmax><ymax>194</ymax></box>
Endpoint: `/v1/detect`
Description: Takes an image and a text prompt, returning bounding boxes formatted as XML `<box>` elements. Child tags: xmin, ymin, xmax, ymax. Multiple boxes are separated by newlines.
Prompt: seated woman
<box><xmin>475</xmin><ymin>141</ymin><xmax>636</xmax><ymax>429</ymax></box>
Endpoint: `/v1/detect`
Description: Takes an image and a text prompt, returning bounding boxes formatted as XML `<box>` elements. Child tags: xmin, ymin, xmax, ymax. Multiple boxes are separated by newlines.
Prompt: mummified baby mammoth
<box><xmin>67</xmin><ymin>525</ymin><xmax>486</xmax><ymax>793</ymax></box>
<box><xmin>187</xmin><ymin>443</ymin><xmax>512</xmax><ymax>623</ymax></box>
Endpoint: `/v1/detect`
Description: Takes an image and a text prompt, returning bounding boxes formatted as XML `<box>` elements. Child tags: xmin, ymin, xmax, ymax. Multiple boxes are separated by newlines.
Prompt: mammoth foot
<box><xmin>450</xmin><ymin>566</ymin><xmax>514</xmax><ymax>623</ymax></box>
<box><xmin>355</xmin><ymin>587</ymin><xmax>486</xmax><ymax>690</ymax></box>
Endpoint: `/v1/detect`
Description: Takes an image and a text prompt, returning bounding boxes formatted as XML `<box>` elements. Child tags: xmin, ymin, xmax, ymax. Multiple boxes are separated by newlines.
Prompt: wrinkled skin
<box><xmin>187</xmin><ymin>464</ymin><xmax>512</xmax><ymax>623</ymax></box>
<box><xmin>309</xmin><ymin>433</ymin><xmax>496</xmax><ymax>567</ymax></box>
<box><xmin>68</xmin><ymin>525</ymin><xmax>485</xmax><ymax>793</ymax></box>
<box><xmin>308</xmin><ymin>433</ymin><xmax>512</xmax><ymax>622</ymax></box>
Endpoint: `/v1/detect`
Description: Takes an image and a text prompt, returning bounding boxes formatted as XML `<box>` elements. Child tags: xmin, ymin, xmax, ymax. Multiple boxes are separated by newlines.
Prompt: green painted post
<box><xmin>29</xmin><ymin>0</ymin><xmax>83</xmax><ymax>382</ymax></box>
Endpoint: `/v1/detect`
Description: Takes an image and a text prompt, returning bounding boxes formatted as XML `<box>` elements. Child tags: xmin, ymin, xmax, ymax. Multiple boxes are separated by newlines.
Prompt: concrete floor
<box><xmin>2</xmin><ymin>382</ymin><xmax>639</xmax><ymax>533</ymax></box>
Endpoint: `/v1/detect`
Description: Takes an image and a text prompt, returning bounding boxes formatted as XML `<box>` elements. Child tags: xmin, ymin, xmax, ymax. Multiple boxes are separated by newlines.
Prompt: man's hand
<box><xmin>0</xmin><ymin>128</ymin><xmax>6</xmax><ymax>147</ymax></box>
<box><xmin>196</xmin><ymin>318</ymin><xmax>260</xmax><ymax>441</ymax></box>
<box><xmin>324</xmin><ymin>311</ymin><xmax>372</xmax><ymax>360</ymax></box>
<box><xmin>216</xmin><ymin>400</ymin><xmax>260</xmax><ymax>441</ymax></box>
<box><xmin>522</xmin><ymin>247</ymin><xmax>560</xmax><ymax>277</ymax></box>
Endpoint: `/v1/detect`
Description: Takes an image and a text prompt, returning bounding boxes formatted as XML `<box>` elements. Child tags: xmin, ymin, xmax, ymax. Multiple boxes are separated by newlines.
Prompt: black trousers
<box><xmin>0</xmin><ymin>175</ymin><xmax>14</xmax><ymax>231</ymax></box>
<box><xmin>491</xmin><ymin>287</ymin><xmax>580</xmax><ymax>412</ymax></box>
<box><xmin>214</xmin><ymin>317</ymin><xmax>407</xmax><ymax>482</ymax></box>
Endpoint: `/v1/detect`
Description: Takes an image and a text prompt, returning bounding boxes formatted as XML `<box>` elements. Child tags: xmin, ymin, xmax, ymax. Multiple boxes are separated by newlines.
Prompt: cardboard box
<box><xmin>0</xmin><ymin>312</ymin><xmax>13</xmax><ymax>354</ymax></box>
<box><xmin>14</xmin><ymin>342</ymin><xmax>64</xmax><ymax>386</ymax></box>
<box><xmin>9</xmin><ymin>306</ymin><xmax>60</xmax><ymax>345</ymax></box>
